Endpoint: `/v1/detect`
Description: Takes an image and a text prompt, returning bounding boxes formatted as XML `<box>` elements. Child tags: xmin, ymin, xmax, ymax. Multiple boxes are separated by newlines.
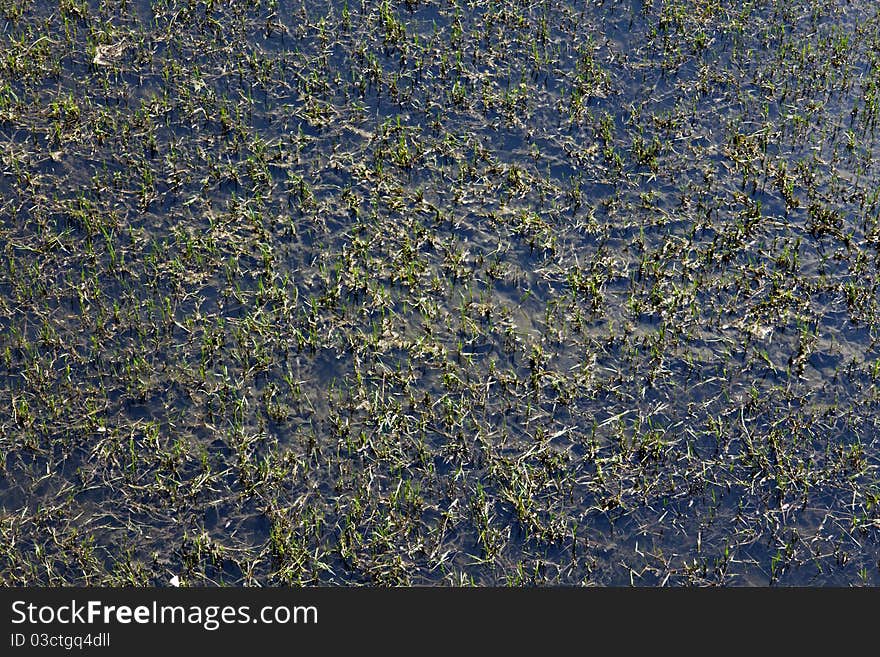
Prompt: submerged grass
<box><xmin>1</xmin><ymin>0</ymin><xmax>879</xmax><ymax>586</ymax></box>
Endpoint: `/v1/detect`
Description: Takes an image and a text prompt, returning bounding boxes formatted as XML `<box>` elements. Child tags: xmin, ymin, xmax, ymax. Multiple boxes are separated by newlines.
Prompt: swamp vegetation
<box><xmin>1</xmin><ymin>0</ymin><xmax>879</xmax><ymax>585</ymax></box>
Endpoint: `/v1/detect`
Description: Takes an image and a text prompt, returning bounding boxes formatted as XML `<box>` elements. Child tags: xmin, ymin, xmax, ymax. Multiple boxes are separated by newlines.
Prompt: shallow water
<box><xmin>1</xmin><ymin>0</ymin><xmax>879</xmax><ymax>585</ymax></box>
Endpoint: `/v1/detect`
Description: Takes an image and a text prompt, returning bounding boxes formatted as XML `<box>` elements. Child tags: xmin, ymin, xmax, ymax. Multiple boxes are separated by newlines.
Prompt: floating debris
<box><xmin>92</xmin><ymin>40</ymin><xmax>127</xmax><ymax>67</ymax></box>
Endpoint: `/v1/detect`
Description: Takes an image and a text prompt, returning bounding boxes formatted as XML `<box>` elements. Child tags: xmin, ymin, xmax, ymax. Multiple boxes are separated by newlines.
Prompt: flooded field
<box><xmin>1</xmin><ymin>0</ymin><xmax>879</xmax><ymax>585</ymax></box>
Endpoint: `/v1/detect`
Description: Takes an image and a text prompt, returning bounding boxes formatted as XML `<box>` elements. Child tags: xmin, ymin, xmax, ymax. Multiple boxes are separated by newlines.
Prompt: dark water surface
<box><xmin>1</xmin><ymin>0</ymin><xmax>879</xmax><ymax>585</ymax></box>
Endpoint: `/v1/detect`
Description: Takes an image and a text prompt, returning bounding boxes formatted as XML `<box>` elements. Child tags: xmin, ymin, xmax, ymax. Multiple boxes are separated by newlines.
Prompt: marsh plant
<box><xmin>0</xmin><ymin>0</ymin><xmax>879</xmax><ymax>586</ymax></box>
